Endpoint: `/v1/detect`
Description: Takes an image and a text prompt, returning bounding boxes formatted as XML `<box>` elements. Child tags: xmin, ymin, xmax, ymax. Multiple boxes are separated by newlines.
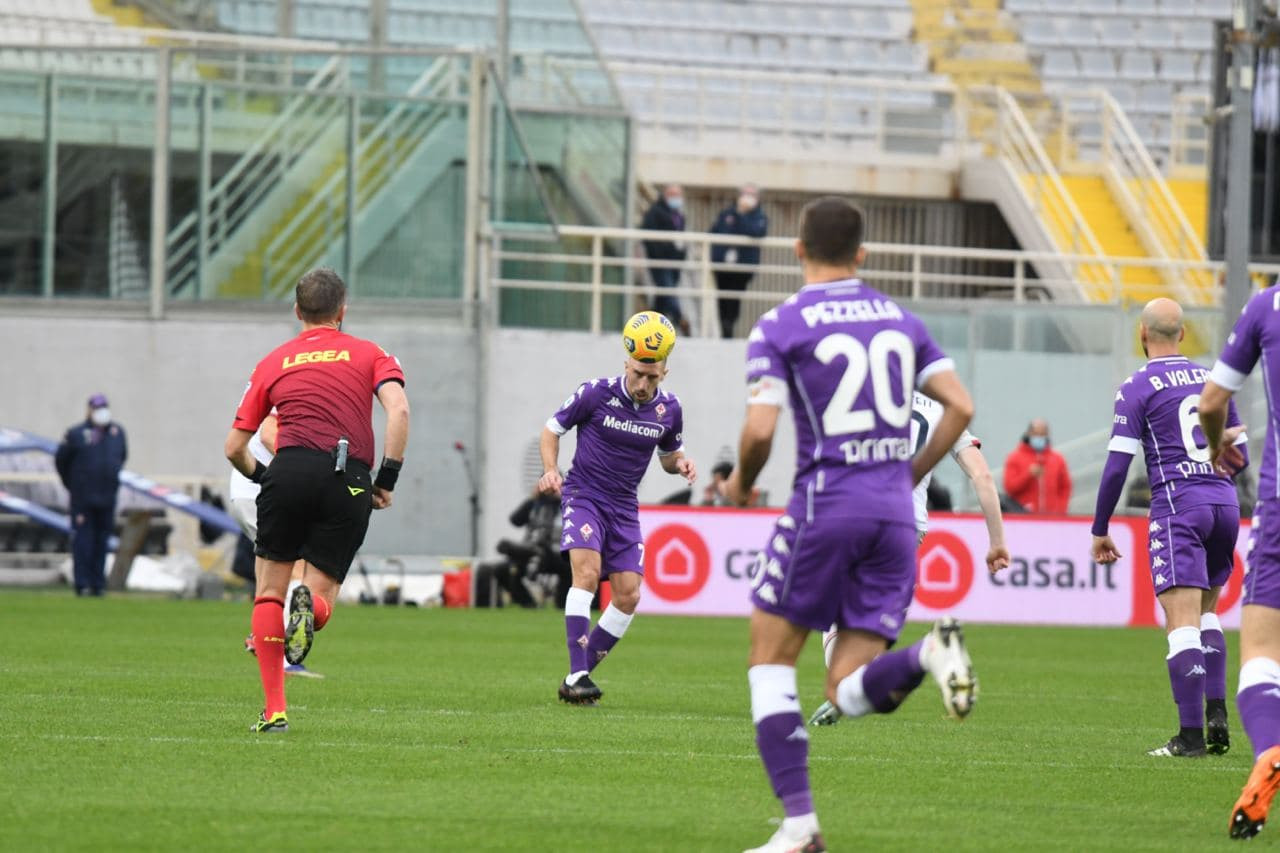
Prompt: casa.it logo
<box><xmin>643</xmin><ymin>524</ymin><xmax>711</xmax><ymax>602</ymax></box>
<box><xmin>914</xmin><ymin>530</ymin><xmax>974</xmax><ymax>611</ymax></box>
<box><xmin>1218</xmin><ymin>550</ymin><xmax>1245</xmax><ymax>615</ymax></box>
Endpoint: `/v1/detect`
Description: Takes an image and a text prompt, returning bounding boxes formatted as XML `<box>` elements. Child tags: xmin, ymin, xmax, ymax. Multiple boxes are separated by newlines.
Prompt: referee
<box><xmin>224</xmin><ymin>268</ymin><xmax>410</xmax><ymax>733</ymax></box>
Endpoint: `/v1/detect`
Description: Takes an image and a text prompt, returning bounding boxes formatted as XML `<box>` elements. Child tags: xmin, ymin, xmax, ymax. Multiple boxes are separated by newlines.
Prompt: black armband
<box><xmin>250</xmin><ymin>461</ymin><xmax>268</xmax><ymax>484</ymax></box>
<box><xmin>374</xmin><ymin>457</ymin><xmax>402</xmax><ymax>491</ymax></box>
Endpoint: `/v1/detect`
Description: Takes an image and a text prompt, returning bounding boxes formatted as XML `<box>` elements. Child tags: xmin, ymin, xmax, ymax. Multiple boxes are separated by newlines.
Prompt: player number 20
<box><xmin>815</xmin><ymin>330</ymin><xmax>915</xmax><ymax>436</ymax></box>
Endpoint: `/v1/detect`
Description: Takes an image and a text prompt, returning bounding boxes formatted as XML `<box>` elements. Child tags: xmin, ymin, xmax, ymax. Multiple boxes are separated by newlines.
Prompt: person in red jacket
<box><xmin>1003</xmin><ymin>418</ymin><xmax>1072</xmax><ymax>514</ymax></box>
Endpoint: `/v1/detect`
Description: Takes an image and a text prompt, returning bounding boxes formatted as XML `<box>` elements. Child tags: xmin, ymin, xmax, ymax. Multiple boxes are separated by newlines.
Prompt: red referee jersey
<box><xmin>233</xmin><ymin>327</ymin><xmax>404</xmax><ymax>467</ymax></box>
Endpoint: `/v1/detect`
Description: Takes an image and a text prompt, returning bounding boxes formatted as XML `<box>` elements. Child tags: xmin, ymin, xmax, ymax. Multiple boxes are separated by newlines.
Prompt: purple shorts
<box><xmin>750</xmin><ymin>509</ymin><xmax>918</xmax><ymax>642</ymax></box>
<box><xmin>1148</xmin><ymin>503</ymin><xmax>1239</xmax><ymax>595</ymax></box>
<box><xmin>1245</xmin><ymin>500</ymin><xmax>1280</xmax><ymax>609</ymax></box>
<box><xmin>559</xmin><ymin>494</ymin><xmax>643</xmax><ymax>578</ymax></box>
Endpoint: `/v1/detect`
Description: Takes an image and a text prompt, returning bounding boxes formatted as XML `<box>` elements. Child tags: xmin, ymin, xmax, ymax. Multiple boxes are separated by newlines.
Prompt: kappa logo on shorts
<box><xmin>1152</xmin><ymin>556</ymin><xmax>1166</xmax><ymax>569</ymax></box>
<box><xmin>757</xmin><ymin>583</ymin><xmax>778</xmax><ymax>605</ymax></box>
<box><xmin>564</xmin><ymin>533</ymin><xmax>575</xmax><ymax>545</ymax></box>
<box><xmin>1150</xmin><ymin>539</ymin><xmax>1164</xmax><ymax>550</ymax></box>
<box><xmin>348</xmin><ymin>486</ymin><xmax>366</xmax><ymax>496</ymax></box>
<box><xmin>580</xmin><ymin>523</ymin><xmax>594</xmax><ymax>540</ymax></box>
<box><xmin>1155</xmin><ymin>574</ymin><xmax>1168</xmax><ymax>586</ymax></box>
<box><xmin>1150</xmin><ymin>520</ymin><xmax>1163</xmax><ymax>533</ymax></box>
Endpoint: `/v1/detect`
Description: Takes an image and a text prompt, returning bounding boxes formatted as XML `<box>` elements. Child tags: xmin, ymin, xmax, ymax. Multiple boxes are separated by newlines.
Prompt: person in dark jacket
<box><xmin>709</xmin><ymin>183</ymin><xmax>768</xmax><ymax>338</ymax></box>
<box><xmin>54</xmin><ymin>393</ymin><xmax>127</xmax><ymax>596</ymax></box>
<box><xmin>640</xmin><ymin>184</ymin><xmax>688</xmax><ymax>333</ymax></box>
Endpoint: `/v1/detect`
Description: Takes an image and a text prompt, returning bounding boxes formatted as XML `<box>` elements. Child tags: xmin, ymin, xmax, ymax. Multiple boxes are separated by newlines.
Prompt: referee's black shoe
<box><xmin>558</xmin><ymin>672</ymin><xmax>602</xmax><ymax>705</ymax></box>
<box><xmin>285</xmin><ymin>585</ymin><xmax>315</xmax><ymax>665</ymax></box>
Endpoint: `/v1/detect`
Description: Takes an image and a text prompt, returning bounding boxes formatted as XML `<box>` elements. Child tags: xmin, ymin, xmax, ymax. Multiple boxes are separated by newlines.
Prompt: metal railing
<box><xmin>257</xmin><ymin>56</ymin><xmax>459</xmax><ymax>297</ymax></box>
<box><xmin>490</xmin><ymin>224</ymin><xmax>1280</xmax><ymax>337</ymax></box>
<box><xmin>1170</xmin><ymin>91</ymin><xmax>1212</xmax><ymax>175</ymax></box>
<box><xmin>965</xmin><ymin>87</ymin><xmax>1112</xmax><ymax>300</ymax></box>
<box><xmin>164</xmin><ymin>55</ymin><xmax>349</xmax><ymax>296</ymax></box>
<box><xmin>605</xmin><ymin>59</ymin><xmax>962</xmax><ymax>165</ymax></box>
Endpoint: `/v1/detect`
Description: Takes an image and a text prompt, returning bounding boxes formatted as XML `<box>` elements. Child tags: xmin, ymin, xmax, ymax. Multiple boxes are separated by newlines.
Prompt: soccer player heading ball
<box><xmin>721</xmin><ymin>197</ymin><xmax>978</xmax><ymax>853</ymax></box>
<box><xmin>1092</xmin><ymin>298</ymin><xmax>1248</xmax><ymax>760</ymax></box>
<box><xmin>537</xmin><ymin>311</ymin><xmax>696</xmax><ymax>706</ymax></box>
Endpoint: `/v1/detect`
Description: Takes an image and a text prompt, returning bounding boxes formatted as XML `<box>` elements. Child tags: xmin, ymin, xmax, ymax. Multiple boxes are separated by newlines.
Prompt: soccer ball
<box><xmin>622</xmin><ymin>311</ymin><xmax>676</xmax><ymax>363</ymax></box>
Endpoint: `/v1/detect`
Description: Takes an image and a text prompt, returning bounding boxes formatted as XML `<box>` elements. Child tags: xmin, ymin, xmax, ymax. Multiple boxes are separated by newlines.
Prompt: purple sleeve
<box><xmin>745</xmin><ymin>321</ymin><xmax>786</xmax><ymax>384</ymax></box>
<box><xmin>1106</xmin><ymin>380</ymin><xmax>1143</xmax><ymax>453</ymax></box>
<box><xmin>658</xmin><ymin>400</ymin><xmax>684</xmax><ymax>455</ymax></box>
<box><xmin>548</xmin><ymin>381</ymin><xmax>600</xmax><ymax>433</ymax></box>
<box><xmin>1211</xmin><ymin>291</ymin><xmax>1267</xmax><ymax>389</ymax></box>
<box><xmin>1091</xmin><ymin>450</ymin><xmax>1134</xmax><ymax>536</ymax></box>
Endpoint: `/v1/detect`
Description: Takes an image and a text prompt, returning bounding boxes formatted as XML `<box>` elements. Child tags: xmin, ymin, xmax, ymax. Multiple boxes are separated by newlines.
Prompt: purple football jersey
<box><xmin>745</xmin><ymin>278</ymin><xmax>953</xmax><ymax>524</ymax></box>
<box><xmin>546</xmin><ymin>376</ymin><xmax>684</xmax><ymax>506</ymax></box>
<box><xmin>1212</xmin><ymin>289</ymin><xmax>1280</xmax><ymax>500</ymax></box>
<box><xmin>1108</xmin><ymin>355</ymin><xmax>1243</xmax><ymax>517</ymax></box>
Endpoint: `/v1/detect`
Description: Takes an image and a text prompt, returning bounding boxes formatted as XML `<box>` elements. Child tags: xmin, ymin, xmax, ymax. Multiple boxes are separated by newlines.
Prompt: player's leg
<box><xmin>1203</xmin><ymin>585</ymin><xmax>1229</xmax><ymax>753</ymax></box>
<box><xmin>1152</xmin><ymin>585</ymin><xmax>1207</xmax><ymax>756</ymax></box>
<box><xmin>560</xmin><ymin>547</ymin><xmax>603</xmax><ymax>703</ymax></box>
<box><xmin>283</xmin><ymin>561</ymin><xmax>329</xmax><ymax>678</ymax></box>
<box><xmin>1230</xmin><ymin>503</ymin><xmax>1280</xmax><ymax>838</ymax></box>
<box><xmin>1230</xmin><ymin>605</ymin><xmax>1280</xmax><ymax>837</ymax></box>
<box><xmin>816</xmin><ymin>520</ymin><xmax>973</xmax><ymax>725</ymax></box>
<box><xmin>746</xmin><ymin>608</ymin><xmax>822</xmax><ymax>853</ymax></box>
<box><xmin>1150</xmin><ymin>507</ymin><xmax>1216</xmax><ymax>756</ymax></box>
<box><xmin>586</xmin><ymin>513</ymin><xmax>646</xmax><ymax>674</ymax></box>
<box><xmin>586</xmin><ymin>570</ymin><xmax>639</xmax><ymax>674</ymax></box>
<box><xmin>89</xmin><ymin>506</ymin><xmax>112</xmax><ymax>595</ymax></box>
<box><xmin>291</xmin><ymin>461</ymin><xmax>373</xmax><ymax>668</ymax></box>
<box><xmin>250</xmin><ymin>556</ymin><xmax>294</xmax><ymax>732</ymax></box>
<box><xmin>1204</xmin><ymin>502</ymin><xmax>1240</xmax><ymax>755</ymax></box>
<box><xmin>229</xmin><ymin>497</ymin><xmax>260</xmax><ymax>654</ymax></box>
<box><xmin>744</xmin><ymin>513</ymin><xmax>843</xmax><ymax>853</ymax></box>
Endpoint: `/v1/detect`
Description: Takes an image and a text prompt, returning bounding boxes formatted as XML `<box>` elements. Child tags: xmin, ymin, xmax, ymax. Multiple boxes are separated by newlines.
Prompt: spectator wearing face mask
<box><xmin>1003</xmin><ymin>418</ymin><xmax>1072</xmax><ymax>515</ymax></box>
<box><xmin>640</xmin><ymin>183</ymin><xmax>689</xmax><ymax>334</ymax></box>
<box><xmin>55</xmin><ymin>393</ymin><xmax>128</xmax><ymax>596</ymax></box>
<box><xmin>709</xmin><ymin>183</ymin><xmax>769</xmax><ymax>339</ymax></box>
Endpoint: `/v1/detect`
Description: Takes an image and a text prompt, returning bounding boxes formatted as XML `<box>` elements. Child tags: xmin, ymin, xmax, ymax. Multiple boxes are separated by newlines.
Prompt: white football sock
<box><xmin>747</xmin><ymin>664</ymin><xmax>800</xmax><ymax>723</ymax></box>
<box><xmin>834</xmin><ymin>665</ymin><xmax>874</xmax><ymax>718</ymax></box>
<box><xmin>1239</xmin><ymin>657</ymin><xmax>1280</xmax><ymax>693</ymax></box>
<box><xmin>596</xmin><ymin>603</ymin><xmax>634</xmax><ymax>639</ymax></box>
<box><xmin>1167</xmin><ymin>625</ymin><xmax>1201</xmax><ymax>659</ymax></box>
<box><xmin>1201</xmin><ymin>612</ymin><xmax>1223</xmax><ymax>633</ymax></box>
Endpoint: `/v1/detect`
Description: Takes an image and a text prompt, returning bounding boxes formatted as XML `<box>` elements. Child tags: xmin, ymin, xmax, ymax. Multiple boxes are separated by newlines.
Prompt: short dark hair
<box><xmin>799</xmin><ymin>197</ymin><xmax>865</xmax><ymax>267</ymax></box>
<box><xmin>295</xmin><ymin>268</ymin><xmax>347</xmax><ymax>323</ymax></box>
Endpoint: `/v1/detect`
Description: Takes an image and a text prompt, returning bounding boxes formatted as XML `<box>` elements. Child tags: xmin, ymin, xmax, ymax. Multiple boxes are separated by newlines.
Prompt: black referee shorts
<box><xmin>255</xmin><ymin>447</ymin><xmax>373</xmax><ymax>583</ymax></box>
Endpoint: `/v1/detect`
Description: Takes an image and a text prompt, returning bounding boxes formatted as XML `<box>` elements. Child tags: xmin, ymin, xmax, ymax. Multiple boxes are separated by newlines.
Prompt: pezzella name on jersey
<box><xmin>800</xmin><ymin>298</ymin><xmax>904</xmax><ymax>328</ymax></box>
<box><xmin>602</xmin><ymin>414</ymin><xmax>663</xmax><ymax>439</ymax></box>
<box><xmin>839</xmin><ymin>435</ymin><xmax>912</xmax><ymax>464</ymax></box>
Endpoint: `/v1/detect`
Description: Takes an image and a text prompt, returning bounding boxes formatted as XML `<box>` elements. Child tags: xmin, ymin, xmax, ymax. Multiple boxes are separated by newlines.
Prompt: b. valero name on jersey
<box><xmin>282</xmin><ymin>349</ymin><xmax>352</xmax><ymax>370</ymax></box>
<box><xmin>602</xmin><ymin>414</ymin><xmax>662</xmax><ymax>439</ymax></box>
<box><xmin>800</xmin><ymin>298</ymin><xmax>904</xmax><ymax>328</ymax></box>
<box><xmin>1147</xmin><ymin>365</ymin><xmax>1209</xmax><ymax>391</ymax></box>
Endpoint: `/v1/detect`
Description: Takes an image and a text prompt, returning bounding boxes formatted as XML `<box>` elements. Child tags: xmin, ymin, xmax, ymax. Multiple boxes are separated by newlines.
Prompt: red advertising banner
<box><xmin>633</xmin><ymin>507</ymin><xmax>1251</xmax><ymax>629</ymax></box>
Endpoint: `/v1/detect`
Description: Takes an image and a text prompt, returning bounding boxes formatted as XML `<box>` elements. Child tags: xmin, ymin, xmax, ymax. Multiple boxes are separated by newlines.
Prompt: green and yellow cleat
<box><xmin>251</xmin><ymin>711</ymin><xmax>289</xmax><ymax>733</ymax></box>
<box><xmin>284</xmin><ymin>585</ymin><xmax>315</xmax><ymax>666</ymax></box>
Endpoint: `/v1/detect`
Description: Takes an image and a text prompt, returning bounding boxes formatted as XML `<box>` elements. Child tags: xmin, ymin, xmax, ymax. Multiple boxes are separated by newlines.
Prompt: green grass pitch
<box><xmin>0</xmin><ymin>590</ymin><xmax>1260</xmax><ymax>851</ymax></box>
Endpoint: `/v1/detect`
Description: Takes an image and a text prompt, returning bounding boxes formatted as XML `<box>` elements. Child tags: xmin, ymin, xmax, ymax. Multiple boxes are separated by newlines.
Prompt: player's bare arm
<box><xmin>224</xmin><ymin>427</ymin><xmax>259</xmax><ymax>480</ymax></box>
<box><xmin>1199</xmin><ymin>380</ymin><xmax>1246</xmax><ymax>472</ymax></box>
<box><xmin>914</xmin><ymin>370</ymin><xmax>974</xmax><ymax>486</ymax></box>
<box><xmin>660</xmin><ymin>450</ymin><xmax>697</xmax><ymax>484</ymax></box>
<box><xmin>537</xmin><ymin>426</ymin><xmax>563</xmax><ymax>497</ymax></box>
<box><xmin>373</xmin><ymin>381</ymin><xmax>410</xmax><ymax>510</ymax></box>
<box><xmin>726</xmin><ymin>402</ymin><xmax>779</xmax><ymax>506</ymax></box>
<box><xmin>955</xmin><ymin>445</ymin><xmax>1009</xmax><ymax>574</ymax></box>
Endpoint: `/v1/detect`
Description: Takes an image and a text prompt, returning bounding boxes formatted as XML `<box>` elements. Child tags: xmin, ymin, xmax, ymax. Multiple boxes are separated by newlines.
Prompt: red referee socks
<box><xmin>313</xmin><ymin>594</ymin><xmax>332</xmax><ymax>631</ymax></box>
<box><xmin>251</xmin><ymin>596</ymin><xmax>286</xmax><ymax>717</ymax></box>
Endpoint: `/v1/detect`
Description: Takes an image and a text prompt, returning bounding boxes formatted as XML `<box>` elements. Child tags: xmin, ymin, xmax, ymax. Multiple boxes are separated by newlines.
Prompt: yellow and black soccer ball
<box><xmin>622</xmin><ymin>311</ymin><xmax>676</xmax><ymax>363</ymax></box>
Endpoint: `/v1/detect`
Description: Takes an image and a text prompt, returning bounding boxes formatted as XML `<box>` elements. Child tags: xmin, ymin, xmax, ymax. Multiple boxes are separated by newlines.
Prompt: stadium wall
<box><xmin>0</xmin><ymin>310</ymin><xmax>479</xmax><ymax>556</ymax></box>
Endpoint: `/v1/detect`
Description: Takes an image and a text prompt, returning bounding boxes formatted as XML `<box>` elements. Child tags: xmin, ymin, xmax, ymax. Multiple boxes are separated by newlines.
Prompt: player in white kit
<box><xmin>810</xmin><ymin>391</ymin><xmax>1010</xmax><ymax>724</ymax></box>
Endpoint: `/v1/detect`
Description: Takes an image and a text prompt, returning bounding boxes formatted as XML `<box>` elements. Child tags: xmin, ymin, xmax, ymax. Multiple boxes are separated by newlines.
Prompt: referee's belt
<box><xmin>275</xmin><ymin>445</ymin><xmax>371</xmax><ymax>472</ymax></box>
